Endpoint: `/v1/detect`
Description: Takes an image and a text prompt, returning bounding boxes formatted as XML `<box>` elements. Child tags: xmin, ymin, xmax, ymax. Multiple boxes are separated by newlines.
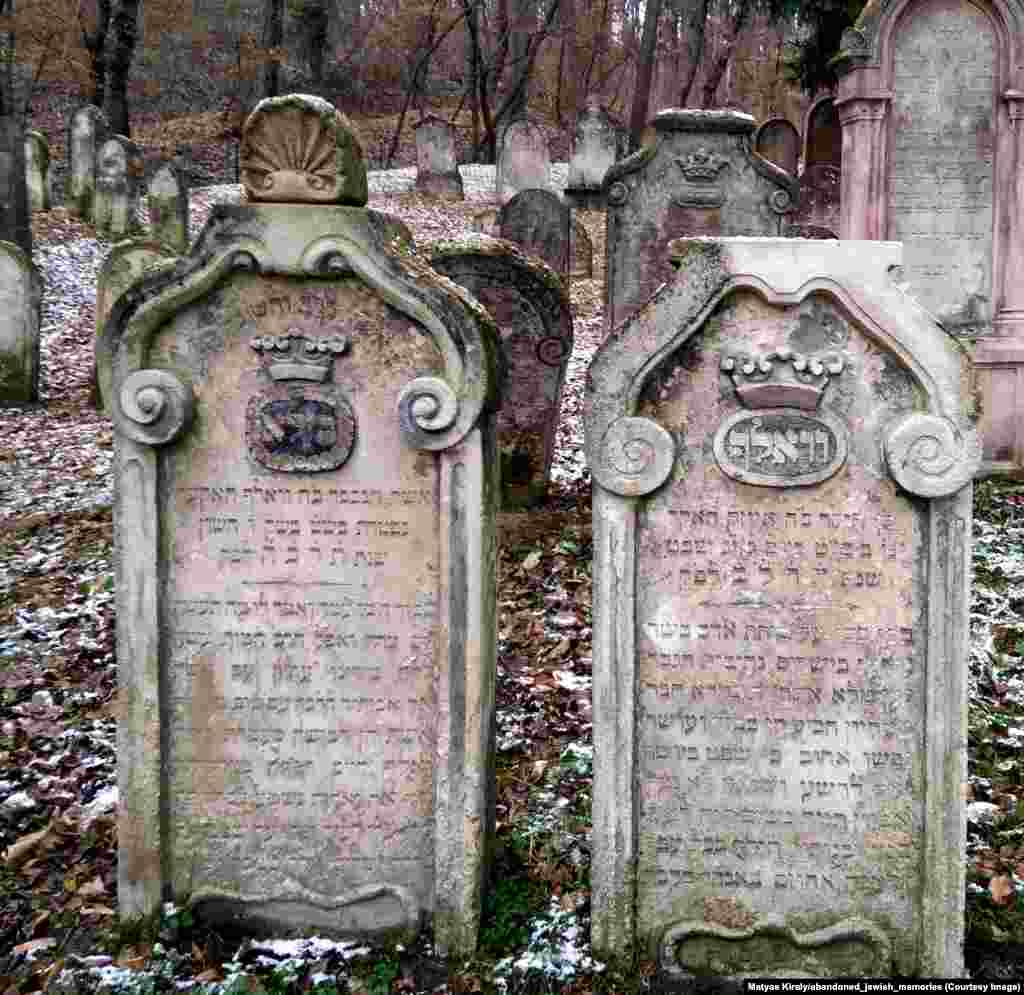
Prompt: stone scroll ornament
<box><xmin>98</xmin><ymin>94</ymin><xmax>499</xmax><ymax>958</ymax></box>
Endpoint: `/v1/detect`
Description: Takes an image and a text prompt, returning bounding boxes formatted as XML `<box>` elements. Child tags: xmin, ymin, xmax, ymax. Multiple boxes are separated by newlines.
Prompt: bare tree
<box><xmin>78</xmin><ymin>0</ymin><xmax>111</xmax><ymax>107</ymax></box>
<box><xmin>627</xmin><ymin>0</ymin><xmax>662</xmax><ymax>151</ymax></box>
<box><xmin>261</xmin><ymin>0</ymin><xmax>284</xmax><ymax>97</ymax></box>
<box><xmin>106</xmin><ymin>0</ymin><xmax>139</xmax><ymax>135</ymax></box>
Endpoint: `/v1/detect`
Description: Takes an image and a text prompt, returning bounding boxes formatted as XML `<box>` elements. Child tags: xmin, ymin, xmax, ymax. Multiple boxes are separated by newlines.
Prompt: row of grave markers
<box><xmin>97</xmin><ymin>91</ymin><xmax>978</xmax><ymax>981</ymax></box>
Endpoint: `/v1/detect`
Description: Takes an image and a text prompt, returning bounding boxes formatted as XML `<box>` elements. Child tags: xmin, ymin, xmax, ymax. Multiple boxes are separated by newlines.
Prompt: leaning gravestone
<box><xmin>24</xmin><ymin>130</ymin><xmax>50</xmax><ymax>213</ymax></box>
<box><xmin>834</xmin><ymin>0</ymin><xmax>1024</xmax><ymax>472</ymax></box>
<box><xmin>496</xmin><ymin>117</ymin><xmax>550</xmax><ymax>204</ymax></box>
<box><xmin>147</xmin><ymin>160</ymin><xmax>190</xmax><ymax>252</ymax></box>
<box><xmin>498</xmin><ymin>188</ymin><xmax>570</xmax><ymax>281</ymax></box>
<box><xmin>94</xmin><ymin>135</ymin><xmax>144</xmax><ymax>239</ymax></box>
<box><xmin>98</xmin><ymin>94</ymin><xmax>499</xmax><ymax>955</ymax></box>
<box><xmin>565</xmin><ymin>101</ymin><xmax>625</xmax><ymax>209</ymax></box>
<box><xmin>602</xmin><ymin>109</ymin><xmax>798</xmax><ymax>334</ymax></box>
<box><xmin>585</xmin><ymin>237</ymin><xmax>978</xmax><ymax>978</ymax></box>
<box><xmin>753</xmin><ymin>116</ymin><xmax>800</xmax><ymax>176</ymax></box>
<box><xmin>67</xmin><ymin>105</ymin><xmax>109</xmax><ymax>220</ymax></box>
<box><xmin>0</xmin><ymin>240</ymin><xmax>42</xmax><ymax>404</ymax></box>
<box><xmin>431</xmin><ymin>235</ymin><xmax>573</xmax><ymax>506</ymax></box>
<box><xmin>414</xmin><ymin>114</ymin><xmax>464</xmax><ymax>201</ymax></box>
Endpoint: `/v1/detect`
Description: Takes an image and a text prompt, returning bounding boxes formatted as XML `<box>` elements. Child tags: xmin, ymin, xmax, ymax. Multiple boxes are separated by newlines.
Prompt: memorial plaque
<box><xmin>585</xmin><ymin>238</ymin><xmax>979</xmax><ymax>978</ymax></box>
<box><xmin>99</xmin><ymin>95</ymin><xmax>499</xmax><ymax>956</ymax></box>
<box><xmin>889</xmin><ymin>0</ymin><xmax>996</xmax><ymax>334</ymax></box>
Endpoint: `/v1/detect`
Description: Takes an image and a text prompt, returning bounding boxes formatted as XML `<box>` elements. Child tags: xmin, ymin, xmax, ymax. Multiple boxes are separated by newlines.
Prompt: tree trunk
<box><xmin>79</xmin><ymin>0</ymin><xmax>112</xmax><ymax>108</ymax></box>
<box><xmin>303</xmin><ymin>0</ymin><xmax>329</xmax><ymax>86</ymax></box>
<box><xmin>700</xmin><ymin>0</ymin><xmax>752</xmax><ymax>106</ymax></box>
<box><xmin>556</xmin><ymin>0</ymin><xmax>577</xmax><ymax>125</ymax></box>
<box><xmin>462</xmin><ymin>0</ymin><xmax>480</xmax><ymax>153</ymax></box>
<box><xmin>627</xmin><ymin>0</ymin><xmax>662</xmax><ymax>151</ymax></box>
<box><xmin>673</xmin><ymin>0</ymin><xmax>708</xmax><ymax>106</ymax></box>
<box><xmin>261</xmin><ymin>0</ymin><xmax>284</xmax><ymax>98</ymax></box>
<box><xmin>106</xmin><ymin>0</ymin><xmax>139</xmax><ymax>136</ymax></box>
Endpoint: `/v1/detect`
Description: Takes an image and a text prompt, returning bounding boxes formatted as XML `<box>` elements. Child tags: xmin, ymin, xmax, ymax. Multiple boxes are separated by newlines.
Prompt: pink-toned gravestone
<box><xmin>496</xmin><ymin>118</ymin><xmax>550</xmax><ymax>204</ymax></box>
<box><xmin>834</xmin><ymin>0</ymin><xmax>1024</xmax><ymax>472</ymax></box>
<box><xmin>565</xmin><ymin>101</ymin><xmax>625</xmax><ymax>209</ymax></box>
<box><xmin>414</xmin><ymin>114</ymin><xmax>464</xmax><ymax>200</ymax></box>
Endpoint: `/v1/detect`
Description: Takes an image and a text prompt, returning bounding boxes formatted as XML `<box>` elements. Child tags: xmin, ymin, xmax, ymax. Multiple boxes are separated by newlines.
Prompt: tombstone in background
<box><xmin>585</xmin><ymin>237</ymin><xmax>978</xmax><ymax>977</ymax></box>
<box><xmin>565</xmin><ymin>101</ymin><xmax>626</xmax><ymax>209</ymax></box>
<box><xmin>754</xmin><ymin>116</ymin><xmax>799</xmax><ymax>176</ymax></box>
<box><xmin>414</xmin><ymin>114</ymin><xmax>464</xmax><ymax>201</ymax></box>
<box><xmin>147</xmin><ymin>159</ymin><xmax>190</xmax><ymax>252</ymax></box>
<box><xmin>834</xmin><ymin>0</ymin><xmax>1024</xmax><ymax>472</ymax></box>
<box><xmin>97</xmin><ymin>93</ymin><xmax>499</xmax><ymax>956</ymax></box>
<box><xmin>0</xmin><ymin>241</ymin><xmax>41</xmax><ymax>404</ymax></box>
<box><xmin>94</xmin><ymin>136</ymin><xmax>144</xmax><ymax>239</ymax></box>
<box><xmin>602</xmin><ymin>109</ymin><xmax>798</xmax><ymax>334</ymax></box>
<box><xmin>67</xmin><ymin>105</ymin><xmax>109</xmax><ymax>221</ymax></box>
<box><xmin>91</xmin><ymin>239</ymin><xmax>180</xmax><ymax>410</ymax></box>
<box><xmin>496</xmin><ymin>117</ymin><xmax>550</xmax><ymax>204</ymax></box>
<box><xmin>570</xmin><ymin>218</ymin><xmax>593</xmax><ymax>279</ymax></box>
<box><xmin>803</xmin><ymin>94</ymin><xmax>842</xmax><ymax>171</ymax></box>
<box><xmin>431</xmin><ymin>235</ymin><xmax>573</xmax><ymax>506</ymax></box>
<box><xmin>497</xmin><ymin>188</ymin><xmax>570</xmax><ymax>281</ymax></box>
<box><xmin>24</xmin><ymin>130</ymin><xmax>50</xmax><ymax>213</ymax></box>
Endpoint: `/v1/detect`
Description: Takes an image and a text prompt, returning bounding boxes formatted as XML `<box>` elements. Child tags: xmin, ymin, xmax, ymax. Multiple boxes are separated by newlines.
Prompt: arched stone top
<box><xmin>835</xmin><ymin>0</ymin><xmax>1024</xmax><ymax>90</ymax></box>
<box><xmin>585</xmin><ymin>237</ymin><xmax>978</xmax><ymax>487</ymax></box>
<box><xmin>98</xmin><ymin>204</ymin><xmax>499</xmax><ymax>451</ymax></box>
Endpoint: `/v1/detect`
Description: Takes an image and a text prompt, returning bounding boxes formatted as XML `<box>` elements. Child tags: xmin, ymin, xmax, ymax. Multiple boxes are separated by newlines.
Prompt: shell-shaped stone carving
<box><xmin>241</xmin><ymin>93</ymin><xmax>368</xmax><ymax>206</ymax></box>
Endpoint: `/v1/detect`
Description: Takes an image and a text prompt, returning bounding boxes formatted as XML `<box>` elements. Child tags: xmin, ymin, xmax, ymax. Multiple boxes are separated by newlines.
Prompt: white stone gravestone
<box><xmin>496</xmin><ymin>117</ymin><xmax>551</xmax><ymax>204</ymax></box>
<box><xmin>67</xmin><ymin>105</ymin><xmax>109</xmax><ymax>220</ymax></box>
<box><xmin>0</xmin><ymin>240</ymin><xmax>42</xmax><ymax>404</ymax></box>
<box><xmin>147</xmin><ymin>160</ymin><xmax>190</xmax><ymax>252</ymax></box>
<box><xmin>24</xmin><ymin>130</ymin><xmax>50</xmax><ymax>213</ymax></box>
<box><xmin>94</xmin><ymin>135</ymin><xmax>144</xmax><ymax>239</ymax></box>
<box><xmin>414</xmin><ymin>115</ymin><xmax>464</xmax><ymax>200</ymax></box>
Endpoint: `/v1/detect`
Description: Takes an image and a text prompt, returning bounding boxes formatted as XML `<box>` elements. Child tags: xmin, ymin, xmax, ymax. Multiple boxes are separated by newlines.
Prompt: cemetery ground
<box><xmin>1</xmin><ymin>113</ymin><xmax>1024</xmax><ymax>992</ymax></box>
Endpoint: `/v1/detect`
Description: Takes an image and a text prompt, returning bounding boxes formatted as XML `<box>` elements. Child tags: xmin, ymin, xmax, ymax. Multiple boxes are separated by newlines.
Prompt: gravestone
<box><xmin>94</xmin><ymin>135</ymin><xmax>144</xmax><ymax>239</ymax></box>
<box><xmin>754</xmin><ymin>116</ymin><xmax>800</xmax><ymax>176</ymax></box>
<box><xmin>834</xmin><ymin>0</ymin><xmax>1024</xmax><ymax>471</ymax></box>
<box><xmin>92</xmin><ymin>239</ymin><xmax>180</xmax><ymax>409</ymax></box>
<box><xmin>496</xmin><ymin>118</ymin><xmax>550</xmax><ymax>204</ymax></box>
<box><xmin>570</xmin><ymin>218</ymin><xmax>593</xmax><ymax>279</ymax></box>
<box><xmin>147</xmin><ymin>160</ymin><xmax>190</xmax><ymax>252</ymax></box>
<box><xmin>602</xmin><ymin>109</ymin><xmax>798</xmax><ymax>334</ymax></box>
<box><xmin>67</xmin><ymin>105</ymin><xmax>109</xmax><ymax>220</ymax></box>
<box><xmin>414</xmin><ymin>115</ymin><xmax>464</xmax><ymax>201</ymax></box>
<box><xmin>795</xmin><ymin>163</ymin><xmax>841</xmax><ymax>235</ymax></box>
<box><xmin>585</xmin><ymin>237</ymin><xmax>978</xmax><ymax>978</ymax></box>
<box><xmin>24</xmin><ymin>130</ymin><xmax>50</xmax><ymax>213</ymax></box>
<box><xmin>0</xmin><ymin>240</ymin><xmax>42</xmax><ymax>404</ymax></box>
<box><xmin>431</xmin><ymin>235</ymin><xmax>573</xmax><ymax>505</ymax></box>
<box><xmin>98</xmin><ymin>93</ymin><xmax>499</xmax><ymax>955</ymax></box>
<box><xmin>497</xmin><ymin>188</ymin><xmax>570</xmax><ymax>280</ymax></box>
<box><xmin>565</xmin><ymin>101</ymin><xmax>626</xmax><ymax>209</ymax></box>
<box><xmin>803</xmin><ymin>95</ymin><xmax>842</xmax><ymax>171</ymax></box>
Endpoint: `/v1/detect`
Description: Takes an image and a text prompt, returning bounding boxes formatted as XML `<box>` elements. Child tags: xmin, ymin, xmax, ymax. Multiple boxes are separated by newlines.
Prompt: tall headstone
<box><xmin>0</xmin><ymin>240</ymin><xmax>42</xmax><ymax>404</ymax></box>
<box><xmin>565</xmin><ymin>101</ymin><xmax>626</xmax><ymax>209</ymax></box>
<box><xmin>67</xmin><ymin>105</ymin><xmax>109</xmax><ymax>221</ymax></box>
<box><xmin>585</xmin><ymin>237</ymin><xmax>979</xmax><ymax>978</ymax></box>
<box><xmin>94</xmin><ymin>135</ymin><xmax>144</xmax><ymax>239</ymax></box>
<box><xmin>147</xmin><ymin>160</ymin><xmax>190</xmax><ymax>252</ymax></box>
<box><xmin>431</xmin><ymin>235</ymin><xmax>573</xmax><ymax>506</ymax></box>
<box><xmin>414</xmin><ymin>114</ymin><xmax>464</xmax><ymax>201</ymax></box>
<box><xmin>497</xmin><ymin>189</ymin><xmax>570</xmax><ymax>280</ymax></box>
<box><xmin>496</xmin><ymin>117</ymin><xmax>550</xmax><ymax>204</ymax></box>
<box><xmin>24</xmin><ymin>130</ymin><xmax>50</xmax><ymax>213</ymax></box>
<box><xmin>602</xmin><ymin>109</ymin><xmax>798</xmax><ymax>334</ymax></box>
<box><xmin>97</xmin><ymin>94</ymin><xmax>499</xmax><ymax>955</ymax></box>
<box><xmin>835</xmin><ymin>0</ymin><xmax>1024</xmax><ymax>472</ymax></box>
<box><xmin>794</xmin><ymin>163</ymin><xmax>841</xmax><ymax>236</ymax></box>
<box><xmin>754</xmin><ymin>116</ymin><xmax>800</xmax><ymax>176</ymax></box>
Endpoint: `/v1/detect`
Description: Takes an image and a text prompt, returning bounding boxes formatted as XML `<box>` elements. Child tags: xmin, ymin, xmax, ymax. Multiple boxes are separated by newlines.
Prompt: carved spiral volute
<box><xmin>883</xmin><ymin>412</ymin><xmax>981</xmax><ymax>497</ymax></box>
<box><xmin>593</xmin><ymin>415</ymin><xmax>675</xmax><ymax>496</ymax></box>
<box><xmin>397</xmin><ymin>375</ymin><xmax>460</xmax><ymax>450</ymax></box>
<box><xmin>117</xmin><ymin>369</ymin><xmax>195</xmax><ymax>446</ymax></box>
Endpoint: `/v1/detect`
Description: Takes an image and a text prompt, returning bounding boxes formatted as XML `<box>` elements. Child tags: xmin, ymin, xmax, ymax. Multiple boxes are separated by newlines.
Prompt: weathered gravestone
<box><xmin>753</xmin><ymin>116</ymin><xmax>800</xmax><ymax>176</ymax></box>
<box><xmin>498</xmin><ymin>189</ymin><xmax>570</xmax><ymax>280</ymax></box>
<box><xmin>94</xmin><ymin>135</ymin><xmax>144</xmax><ymax>239</ymax></box>
<box><xmin>565</xmin><ymin>101</ymin><xmax>626</xmax><ymax>209</ymax></box>
<box><xmin>24</xmin><ymin>130</ymin><xmax>50</xmax><ymax>213</ymax></box>
<box><xmin>147</xmin><ymin>160</ymin><xmax>190</xmax><ymax>252</ymax></box>
<box><xmin>92</xmin><ymin>239</ymin><xmax>180</xmax><ymax>409</ymax></box>
<box><xmin>431</xmin><ymin>235</ymin><xmax>573</xmax><ymax>506</ymax></box>
<box><xmin>67</xmin><ymin>105</ymin><xmax>109</xmax><ymax>220</ymax></box>
<box><xmin>585</xmin><ymin>237</ymin><xmax>979</xmax><ymax>978</ymax></box>
<box><xmin>0</xmin><ymin>240</ymin><xmax>42</xmax><ymax>404</ymax></box>
<box><xmin>496</xmin><ymin>117</ymin><xmax>551</xmax><ymax>204</ymax></box>
<box><xmin>414</xmin><ymin>115</ymin><xmax>464</xmax><ymax>201</ymax></box>
<box><xmin>570</xmin><ymin>217</ymin><xmax>594</xmax><ymax>279</ymax></box>
<box><xmin>834</xmin><ymin>0</ymin><xmax>1024</xmax><ymax>473</ymax></box>
<box><xmin>602</xmin><ymin>109</ymin><xmax>798</xmax><ymax>334</ymax></box>
<box><xmin>97</xmin><ymin>94</ymin><xmax>499</xmax><ymax>954</ymax></box>
<box><xmin>794</xmin><ymin>163</ymin><xmax>841</xmax><ymax>237</ymax></box>
<box><xmin>803</xmin><ymin>95</ymin><xmax>842</xmax><ymax>172</ymax></box>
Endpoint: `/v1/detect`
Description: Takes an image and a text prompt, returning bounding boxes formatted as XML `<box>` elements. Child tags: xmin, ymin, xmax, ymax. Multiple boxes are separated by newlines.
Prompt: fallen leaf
<box><xmin>990</xmin><ymin>873</ymin><xmax>1015</xmax><ymax>905</ymax></box>
<box><xmin>521</xmin><ymin>550</ymin><xmax>541</xmax><ymax>571</ymax></box>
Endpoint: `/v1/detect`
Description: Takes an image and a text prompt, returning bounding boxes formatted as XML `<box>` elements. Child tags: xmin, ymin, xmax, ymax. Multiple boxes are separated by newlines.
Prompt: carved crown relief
<box><xmin>672</xmin><ymin>147</ymin><xmax>730</xmax><ymax>208</ymax></box>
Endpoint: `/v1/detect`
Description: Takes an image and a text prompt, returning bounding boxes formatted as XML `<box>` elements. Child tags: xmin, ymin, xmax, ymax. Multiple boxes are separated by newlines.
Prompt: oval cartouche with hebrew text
<box><xmin>712</xmin><ymin>407</ymin><xmax>848</xmax><ymax>487</ymax></box>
